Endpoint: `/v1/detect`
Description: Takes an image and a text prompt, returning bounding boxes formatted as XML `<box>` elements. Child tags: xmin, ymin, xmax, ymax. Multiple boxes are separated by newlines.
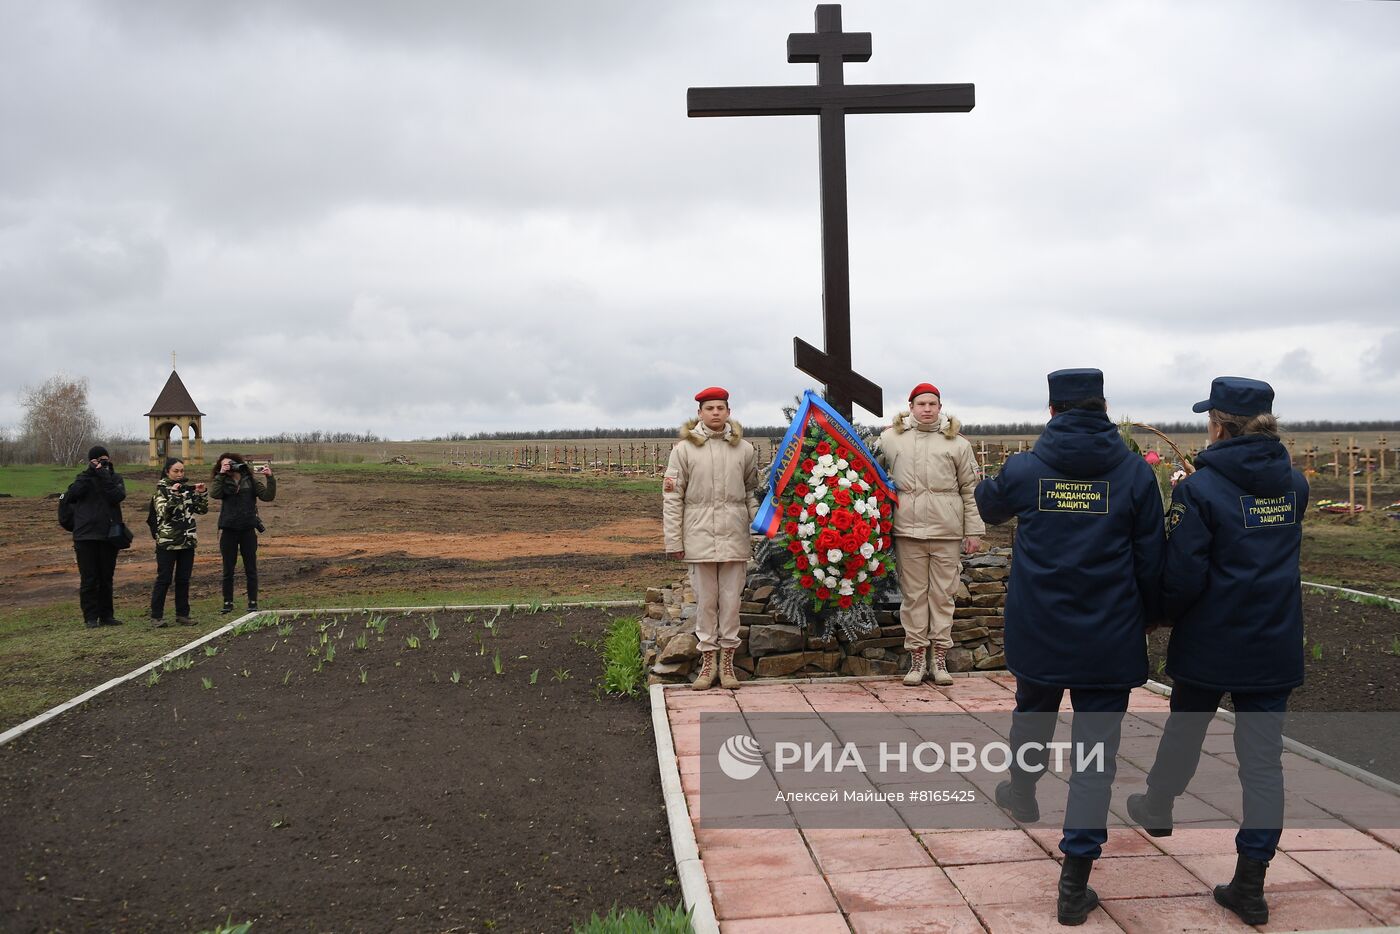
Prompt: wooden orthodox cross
<box><xmin>688</xmin><ymin>4</ymin><xmax>973</xmax><ymax>420</ymax></box>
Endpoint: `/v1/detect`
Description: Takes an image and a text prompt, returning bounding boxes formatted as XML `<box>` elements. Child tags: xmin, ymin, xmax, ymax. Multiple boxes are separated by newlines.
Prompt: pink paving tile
<box><xmin>943</xmin><ymin>858</ymin><xmax>1061</xmax><ymax>906</ymax></box>
<box><xmin>920</xmin><ymin>829</ymin><xmax>1047</xmax><ymax>865</ymax></box>
<box><xmin>1089</xmin><ymin>855</ymin><xmax>1209</xmax><ymax>899</ymax></box>
<box><xmin>1276</xmin><ymin>824</ymin><xmax>1387</xmax><ymax>851</ymax></box>
<box><xmin>699</xmin><ymin>841</ymin><xmax>822</xmax><ymax>881</ymax></box>
<box><xmin>806</xmin><ymin>828</ymin><xmax>935</xmax><ymax>873</ymax></box>
<box><xmin>847</xmin><ymin>904</ymin><xmax>987</xmax><ymax>933</ymax></box>
<box><xmin>1365</xmin><ymin>825</ymin><xmax>1400</xmax><ymax>850</ymax></box>
<box><xmin>694</xmin><ymin>825</ymin><xmax>801</xmax><ymax>849</ymax></box>
<box><xmin>1143</xmin><ymin>823</ymin><xmax>1243</xmax><ymax>856</ymax></box>
<box><xmin>720</xmin><ymin>914</ymin><xmax>850</xmax><ymax>934</ymax></box>
<box><xmin>977</xmin><ymin>899</ymin><xmax>1126</xmax><ymax>933</ymax></box>
<box><xmin>826</xmin><ymin>865</ymin><xmax>963</xmax><ymax>912</ymax></box>
<box><xmin>710</xmin><ymin>875</ymin><xmax>839</xmax><ymax>921</ymax></box>
<box><xmin>1348</xmin><ymin>888</ymin><xmax>1400</xmax><ymax>925</ymax></box>
<box><xmin>1288</xmin><ymin>846</ymin><xmax>1400</xmax><ymax>889</ymax></box>
<box><xmin>1256</xmin><ymin>888</ymin><xmax>1390</xmax><ymax>931</ymax></box>
<box><xmin>1026</xmin><ymin>826</ymin><xmax>1164</xmax><ymax>859</ymax></box>
<box><xmin>666</xmin><ymin>691</ymin><xmax>741</xmax><ymax>711</ymax></box>
<box><xmin>1175</xmin><ymin>851</ymin><xmax>1326</xmax><ymax>894</ymax></box>
<box><xmin>1100</xmin><ymin>894</ymin><xmax>1253</xmax><ymax>933</ymax></box>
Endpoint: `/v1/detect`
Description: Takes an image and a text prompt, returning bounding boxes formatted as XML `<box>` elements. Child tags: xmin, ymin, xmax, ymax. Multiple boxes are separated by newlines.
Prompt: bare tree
<box><xmin>21</xmin><ymin>375</ymin><xmax>101</xmax><ymax>465</ymax></box>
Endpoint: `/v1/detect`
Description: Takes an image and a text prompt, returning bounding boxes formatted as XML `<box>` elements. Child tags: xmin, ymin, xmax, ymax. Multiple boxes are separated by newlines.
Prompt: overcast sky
<box><xmin>2</xmin><ymin>0</ymin><xmax>1397</xmax><ymax>440</ymax></box>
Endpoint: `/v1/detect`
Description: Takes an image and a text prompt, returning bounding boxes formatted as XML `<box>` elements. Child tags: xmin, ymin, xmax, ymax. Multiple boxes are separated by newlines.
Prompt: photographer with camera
<box><xmin>63</xmin><ymin>445</ymin><xmax>128</xmax><ymax>628</ymax></box>
<box><xmin>149</xmin><ymin>457</ymin><xmax>209</xmax><ymax>627</ymax></box>
<box><xmin>209</xmin><ymin>452</ymin><xmax>276</xmax><ymax>614</ymax></box>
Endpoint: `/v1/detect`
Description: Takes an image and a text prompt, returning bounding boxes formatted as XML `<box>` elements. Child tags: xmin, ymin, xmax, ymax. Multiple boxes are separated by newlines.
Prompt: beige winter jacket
<box><xmin>662</xmin><ymin>419</ymin><xmax>759</xmax><ymax>562</ymax></box>
<box><xmin>876</xmin><ymin>412</ymin><xmax>986</xmax><ymax>541</ymax></box>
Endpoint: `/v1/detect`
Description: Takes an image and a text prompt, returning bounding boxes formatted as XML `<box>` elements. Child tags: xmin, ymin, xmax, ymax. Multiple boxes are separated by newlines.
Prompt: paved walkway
<box><xmin>658</xmin><ymin>676</ymin><xmax>1400</xmax><ymax>933</ymax></box>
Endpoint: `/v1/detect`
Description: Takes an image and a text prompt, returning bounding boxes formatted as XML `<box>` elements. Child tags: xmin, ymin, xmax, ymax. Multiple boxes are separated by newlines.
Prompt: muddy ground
<box><xmin>0</xmin><ymin>608</ymin><xmax>676</xmax><ymax>933</ymax></box>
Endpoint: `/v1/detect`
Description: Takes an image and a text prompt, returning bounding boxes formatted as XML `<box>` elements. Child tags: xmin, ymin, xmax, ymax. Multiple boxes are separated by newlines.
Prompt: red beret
<box><xmin>694</xmin><ymin>386</ymin><xmax>729</xmax><ymax>404</ymax></box>
<box><xmin>908</xmin><ymin>382</ymin><xmax>941</xmax><ymax>402</ymax></box>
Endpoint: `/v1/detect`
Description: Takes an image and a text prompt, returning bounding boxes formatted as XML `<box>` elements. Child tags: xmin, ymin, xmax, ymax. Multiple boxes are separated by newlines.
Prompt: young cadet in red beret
<box><xmin>876</xmin><ymin>382</ymin><xmax>985</xmax><ymax>686</ymax></box>
<box><xmin>662</xmin><ymin>387</ymin><xmax>760</xmax><ymax>690</ymax></box>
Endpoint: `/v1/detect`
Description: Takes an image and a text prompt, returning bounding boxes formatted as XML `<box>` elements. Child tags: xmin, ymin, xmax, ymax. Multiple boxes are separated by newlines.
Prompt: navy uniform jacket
<box><xmin>1163</xmin><ymin>435</ymin><xmax>1308</xmax><ymax>693</ymax></box>
<box><xmin>975</xmin><ymin>410</ymin><xmax>1165</xmax><ymax>689</ymax></box>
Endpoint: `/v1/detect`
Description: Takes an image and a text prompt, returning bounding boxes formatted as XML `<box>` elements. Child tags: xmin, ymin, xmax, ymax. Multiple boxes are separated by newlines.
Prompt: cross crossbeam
<box><xmin>688</xmin><ymin>4</ymin><xmax>974</xmax><ymax>420</ymax></box>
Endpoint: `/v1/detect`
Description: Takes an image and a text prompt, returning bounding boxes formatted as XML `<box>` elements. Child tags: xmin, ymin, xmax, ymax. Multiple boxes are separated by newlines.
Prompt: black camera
<box><xmin>236</xmin><ymin>462</ymin><xmax>250</xmax><ymax>472</ymax></box>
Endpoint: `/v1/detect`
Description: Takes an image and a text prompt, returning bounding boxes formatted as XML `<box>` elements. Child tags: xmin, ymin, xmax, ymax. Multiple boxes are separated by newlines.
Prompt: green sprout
<box><xmin>354</xmin><ymin>632</ymin><xmax>368</xmax><ymax>651</ymax></box>
<box><xmin>201</xmin><ymin>677</ymin><xmax>214</xmax><ymax>690</ymax></box>
<box><xmin>282</xmin><ymin>669</ymin><xmax>292</xmax><ymax>685</ymax></box>
<box><xmin>405</xmin><ymin>635</ymin><xmax>421</xmax><ymax>649</ymax></box>
<box><xmin>492</xmin><ymin>650</ymin><xmax>504</xmax><ymax>675</ymax></box>
<box><xmin>146</xmin><ymin>670</ymin><xmax>160</xmax><ymax>687</ymax></box>
<box><xmin>324</xmin><ymin>642</ymin><xmax>337</xmax><ymax>663</ymax></box>
<box><xmin>1311</xmin><ymin>642</ymin><xmax>1324</xmax><ymax>661</ymax></box>
<box><xmin>359</xmin><ymin>668</ymin><xmax>368</xmax><ymax>684</ymax></box>
<box><xmin>427</xmin><ymin>618</ymin><xmax>441</xmax><ymax>641</ymax></box>
<box><xmin>551</xmin><ymin>667</ymin><xmax>571</xmax><ymax>683</ymax></box>
<box><xmin>451</xmin><ymin>670</ymin><xmax>462</xmax><ymax>684</ymax></box>
<box><xmin>529</xmin><ymin>668</ymin><xmax>540</xmax><ymax>685</ymax></box>
<box><xmin>204</xmin><ymin>645</ymin><xmax>219</xmax><ymax>657</ymax></box>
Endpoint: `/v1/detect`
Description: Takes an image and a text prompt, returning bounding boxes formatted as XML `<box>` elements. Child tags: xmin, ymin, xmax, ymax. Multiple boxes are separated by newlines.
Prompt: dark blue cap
<box><xmin>1192</xmin><ymin>376</ymin><xmax>1274</xmax><ymax>416</ymax></box>
<box><xmin>1047</xmin><ymin>368</ymin><xmax>1104</xmax><ymax>402</ymax></box>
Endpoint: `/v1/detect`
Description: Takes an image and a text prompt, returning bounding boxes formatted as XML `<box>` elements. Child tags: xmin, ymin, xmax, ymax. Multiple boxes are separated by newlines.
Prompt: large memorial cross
<box><xmin>688</xmin><ymin>4</ymin><xmax>974</xmax><ymax>420</ymax></box>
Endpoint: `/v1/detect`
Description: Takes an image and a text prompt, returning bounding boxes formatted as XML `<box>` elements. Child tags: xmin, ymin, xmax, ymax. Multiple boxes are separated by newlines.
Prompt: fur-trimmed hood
<box><xmin>890</xmin><ymin>411</ymin><xmax>961</xmax><ymax>438</ymax></box>
<box><xmin>680</xmin><ymin>418</ymin><xmax>744</xmax><ymax>447</ymax></box>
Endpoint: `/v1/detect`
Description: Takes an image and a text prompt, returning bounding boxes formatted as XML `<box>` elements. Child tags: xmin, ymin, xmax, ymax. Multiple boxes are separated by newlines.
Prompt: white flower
<box><xmin>817</xmin><ymin>454</ymin><xmax>835</xmax><ymax>467</ymax></box>
<box><xmin>866</xmin><ymin>497</ymin><xmax>880</xmax><ymax>513</ymax></box>
<box><xmin>800</xmin><ymin>523</ymin><xmax>817</xmax><ymax>537</ymax></box>
<box><xmin>859</xmin><ymin>542</ymin><xmax>875</xmax><ymax>559</ymax></box>
<box><xmin>813</xmin><ymin>483</ymin><xmax>829</xmax><ymax>499</ymax></box>
<box><xmin>801</xmin><ymin>539</ymin><xmax>813</xmax><ymax>552</ymax></box>
<box><xmin>803</xmin><ymin>493</ymin><xmax>816</xmax><ymax>506</ymax></box>
<box><xmin>868</xmin><ymin>559</ymin><xmax>881</xmax><ymax>571</ymax></box>
<box><xmin>836</xmin><ymin>458</ymin><xmax>849</xmax><ymax>471</ymax></box>
<box><xmin>857</xmin><ymin>570</ymin><xmax>868</xmax><ymax>583</ymax></box>
<box><xmin>815</xmin><ymin>502</ymin><xmax>830</xmax><ymax>517</ymax></box>
<box><xmin>852</xmin><ymin>500</ymin><xmax>866</xmax><ymax>515</ymax></box>
<box><xmin>845</xmin><ymin>469</ymin><xmax>859</xmax><ymax>482</ymax></box>
<box><xmin>826</xmin><ymin>549</ymin><xmax>844</xmax><ymax>564</ymax></box>
<box><xmin>838</xmin><ymin>580</ymin><xmax>855</xmax><ymax>596</ymax></box>
<box><xmin>799</xmin><ymin>509</ymin><xmax>809</xmax><ymax>522</ymax></box>
<box><xmin>837</xmin><ymin>477</ymin><xmax>852</xmax><ymax>488</ymax></box>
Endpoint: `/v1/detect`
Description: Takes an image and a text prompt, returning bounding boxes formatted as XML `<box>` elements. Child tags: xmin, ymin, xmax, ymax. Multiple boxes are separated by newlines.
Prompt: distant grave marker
<box><xmin>689</xmin><ymin>3</ymin><xmax>974</xmax><ymax>419</ymax></box>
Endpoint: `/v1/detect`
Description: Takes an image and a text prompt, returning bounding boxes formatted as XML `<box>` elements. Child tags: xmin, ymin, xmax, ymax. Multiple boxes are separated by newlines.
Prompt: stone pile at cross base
<box><xmin>642</xmin><ymin>548</ymin><xmax>1011</xmax><ymax>684</ymax></box>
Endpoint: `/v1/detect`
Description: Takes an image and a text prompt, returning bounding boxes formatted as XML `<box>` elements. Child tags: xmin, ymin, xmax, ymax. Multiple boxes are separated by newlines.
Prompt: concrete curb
<box><xmin>1301</xmin><ymin>580</ymin><xmax>1400</xmax><ymax>609</ymax></box>
<box><xmin>649</xmin><ymin>683</ymin><xmax>719</xmax><ymax>934</ymax></box>
<box><xmin>0</xmin><ymin>601</ymin><xmax>641</xmax><ymax>748</ymax></box>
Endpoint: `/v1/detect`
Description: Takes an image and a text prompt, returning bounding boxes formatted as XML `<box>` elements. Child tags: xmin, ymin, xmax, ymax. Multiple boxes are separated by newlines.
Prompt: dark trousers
<box><xmin>219</xmin><ymin>527</ymin><xmax>259</xmax><ymax>604</ymax></box>
<box><xmin>73</xmin><ymin>540</ymin><xmax>118</xmax><ymax>623</ymax></box>
<box><xmin>1145</xmin><ymin>681</ymin><xmax>1289</xmax><ymax>862</ymax></box>
<box><xmin>1008</xmin><ymin>679</ymin><xmax>1129</xmax><ymax>860</ymax></box>
<box><xmin>150</xmin><ymin>548</ymin><xmax>195</xmax><ymax>619</ymax></box>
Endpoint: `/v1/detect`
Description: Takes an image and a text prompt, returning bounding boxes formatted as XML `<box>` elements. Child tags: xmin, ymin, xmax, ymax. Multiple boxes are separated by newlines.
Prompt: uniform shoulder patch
<box><xmin>1240</xmin><ymin>491</ymin><xmax>1297</xmax><ymax>529</ymax></box>
<box><xmin>1166</xmin><ymin>501</ymin><xmax>1186</xmax><ymax>538</ymax></box>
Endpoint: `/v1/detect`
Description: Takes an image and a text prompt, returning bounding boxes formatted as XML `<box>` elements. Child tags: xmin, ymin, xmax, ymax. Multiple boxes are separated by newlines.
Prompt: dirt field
<box><xmin>1</xmin><ymin>466</ymin><xmax>672</xmax><ymax>613</ymax></box>
<box><xmin>0</xmin><ymin>608</ymin><xmax>677</xmax><ymax>933</ymax></box>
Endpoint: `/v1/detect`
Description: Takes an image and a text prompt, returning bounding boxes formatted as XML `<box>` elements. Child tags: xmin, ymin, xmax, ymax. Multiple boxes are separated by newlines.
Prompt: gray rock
<box><xmin>953</xmin><ymin>627</ymin><xmax>990</xmax><ymax>642</ymax></box>
<box><xmin>754</xmin><ymin>652</ymin><xmax>811</xmax><ymax>677</ymax></box>
<box><xmin>651</xmin><ymin>660</ymin><xmax>691</xmax><ymax>675</ymax></box>
<box><xmin>658</xmin><ymin>632</ymin><xmax>700</xmax><ymax>664</ymax></box>
<box><xmin>975</xmin><ymin>651</ymin><xmax>1007</xmax><ymax>670</ymax></box>
<box><xmin>748</xmin><ymin>624</ymin><xmax>806</xmax><ymax>657</ymax></box>
<box><xmin>751</xmin><ymin>585</ymin><xmax>776</xmax><ymax>603</ymax></box>
<box><xmin>964</xmin><ymin>554</ymin><xmax>1010</xmax><ymax>568</ymax></box>
<box><xmin>645</xmin><ymin>587</ymin><xmax>665</xmax><ymax>603</ymax></box>
<box><xmin>841</xmin><ymin>657</ymin><xmax>900</xmax><ymax>676</ymax></box>
<box><xmin>848</xmin><ymin>637</ymin><xmax>904</xmax><ymax>653</ymax></box>
<box><xmin>944</xmin><ymin>647</ymin><xmax>975</xmax><ymax>672</ymax></box>
<box><xmin>680</xmin><ymin>605</ymin><xmax>697</xmax><ymax>620</ymax></box>
<box><xmin>972</xmin><ymin>644</ymin><xmax>990</xmax><ymax>662</ymax></box>
<box><xmin>859</xmin><ymin>648</ymin><xmax>888</xmax><ymax>660</ymax></box>
<box><xmin>967</xmin><ymin>581</ymin><xmax>1007</xmax><ymax>595</ymax></box>
<box><xmin>740</xmin><ymin>613</ymin><xmax>773</xmax><ymax>628</ymax></box>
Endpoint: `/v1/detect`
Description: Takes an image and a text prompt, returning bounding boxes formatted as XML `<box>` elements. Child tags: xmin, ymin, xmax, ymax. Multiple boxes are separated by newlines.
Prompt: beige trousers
<box><xmin>689</xmin><ymin>560</ymin><xmax>745</xmax><ymax>652</ymax></box>
<box><xmin>895</xmin><ymin>536</ymin><xmax>962</xmax><ymax>651</ymax></box>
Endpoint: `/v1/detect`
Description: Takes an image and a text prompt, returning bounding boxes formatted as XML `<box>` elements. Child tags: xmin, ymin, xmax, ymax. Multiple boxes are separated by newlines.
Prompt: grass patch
<box><xmin>573</xmin><ymin>903</ymin><xmax>692</xmax><ymax>934</ymax></box>
<box><xmin>0</xmin><ymin>464</ymin><xmax>164</xmax><ymax>498</ymax></box>
<box><xmin>295</xmin><ymin>461</ymin><xmax>661</xmax><ymax>494</ymax></box>
<box><xmin>600</xmin><ymin>616</ymin><xmax>645</xmax><ymax>697</ymax></box>
<box><xmin>1304</xmin><ymin>585</ymin><xmax>1400</xmax><ymax>611</ymax></box>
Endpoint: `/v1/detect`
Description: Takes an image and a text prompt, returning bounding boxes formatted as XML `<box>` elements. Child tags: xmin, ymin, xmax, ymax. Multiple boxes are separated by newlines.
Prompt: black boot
<box><xmin>995</xmin><ymin>779</ymin><xmax>1040</xmax><ymax>823</ymax></box>
<box><xmin>220</xmin><ymin>601</ymin><xmax>234</xmax><ymax>614</ymax></box>
<box><xmin>1213</xmin><ymin>854</ymin><xmax>1269</xmax><ymax>924</ymax></box>
<box><xmin>1126</xmin><ymin>790</ymin><xmax>1174</xmax><ymax>837</ymax></box>
<box><xmin>1057</xmin><ymin>855</ymin><xmax>1100</xmax><ymax>926</ymax></box>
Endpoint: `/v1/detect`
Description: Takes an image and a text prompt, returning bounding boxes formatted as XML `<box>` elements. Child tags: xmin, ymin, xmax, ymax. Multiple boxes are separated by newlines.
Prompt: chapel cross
<box><xmin>689</xmin><ymin>4</ymin><xmax>974</xmax><ymax>420</ymax></box>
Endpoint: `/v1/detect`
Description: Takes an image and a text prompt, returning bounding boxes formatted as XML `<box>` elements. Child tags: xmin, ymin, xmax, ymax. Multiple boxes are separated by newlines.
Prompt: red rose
<box><xmin>880</xmin><ymin>520</ymin><xmax>893</xmax><ymax>533</ymax></box>
<box><xmin>852</xmin><ymin>520</ymin><xmax>872</xmax><ymax>541</ymax></box>
<box><xmin>836</xmin><ymin>446</ymin><xmax>851</xmax><ymax>460</ymax></box>
<box><xmin>838</xmin><ymin>595</ymin><xmax>853</xmax><ymax>609</ymax></box>
<box><xmin>794</xmin><ymin>482</ymin><xmax>810</xmax><ymax>498</ymax></box>
<box><xmin>816</xmin><ymin>586</ymin><xmax>831</xmax><ymax>601</ymax></box>
<box><xmin>880</xmin><ymin>501</ymin><xmax>892</xmax><ymax>517</ymax></box>
<box><xmin>815</xmin><ymin>527</ymin><xmax>840</xmax><ymax>548</ymax></box>
<box><xmin>875</xmin><ymin>564</ymin><xmax>888</xmax><ymax>577</ymax></box>
<box><xmin>784</xmin><ymin>520</ymin><xmax>800</xmax><ymax>537</ymax></box>
<box><xmin>816</xmin><ymin>514</ymin><xmax>830</xmax><ymax>526</ymax></box>
<box><xmin>802</xmin><ymin>458</ymin><xmax>816</xmax><ymax>473</ymax></box>
<box><xmin>786</xmin><ymin>502</ymin><xmax>802</xmax><ymax>518</ymax></box>
<box><xmin>795</xmin><ymin>555</ymin><xmax>810</xmax><ymax>570</ymax></box>
<box><xmin>787</xmin><ymin>540</ymin><xmax>803</xmax><ymax>554</ymax></box>
<box><xmin>840</xmin><ymin>533</ymin><xmax>861</xmax><ymax>553</ymax></box>
<box><xmin>853</xmin><ymin>482</ymin><xmax>868</xmax><ymax>495</ymax></box>
<box><xmin>831</xmin><ymin>509</ymin><xmax>855</xmax><ymax>531</ymax></box>
<box><xmin>863</xmin><ymin>469</ymin><xmax>875</xmax><ymax>484</ymax></box>
<box><xmin>815</xmin><ymin>441</ymin><xmax>832</xmax><ymax>456</ymax></box>
<box><xmin>857</xmin><ymin>581</ymin><xmax>872</xmax><ymax>596</ymax></box>
<box><xmin>832</xmin><ymin>488</ymin><xmax>852</xmax><ymax>506</ymax></box>
<box><xmin>800</xmin><ymin>574</ymin><xmax>815</xmax><ymax>589</ymax></box>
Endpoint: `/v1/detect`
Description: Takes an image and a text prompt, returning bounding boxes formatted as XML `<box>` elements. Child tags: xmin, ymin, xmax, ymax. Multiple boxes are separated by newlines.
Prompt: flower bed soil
<box><xmin>0</xmin><ymin>608</ymin><xmax>676</xmax><ymax>933</ymax></box>
<box><xmin>1148</xmin><ymin>589</ymin><xmax>1400</xmax><ymax>782</ymax></box>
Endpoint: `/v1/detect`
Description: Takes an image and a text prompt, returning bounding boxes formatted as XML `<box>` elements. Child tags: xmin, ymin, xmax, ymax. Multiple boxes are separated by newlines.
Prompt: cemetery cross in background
<box><xmin>688</xmin><ymin>4</ymin><xmax>974</xmax><ymax>420</ymax></box>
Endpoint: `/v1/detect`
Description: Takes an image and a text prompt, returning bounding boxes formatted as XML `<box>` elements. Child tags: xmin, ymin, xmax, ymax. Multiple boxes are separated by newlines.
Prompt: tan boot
<box><xmin>691</xmin><ymin>650</ymin><xmax>718</xmax><ymax>691</ymax></box>
<box><xmin>931</xmin><ymin>648</ymin><xmax>954</xmax><ymax>686</ymax></box>
<box><xmin>719</xmin><ymin>647</ymin><xmax>741</xmax><ymax>690</ymax></box>
<box><xmin>903</xmin><ymin>646</ymin><xmax>928</xmax><ymax>686</ymax></box>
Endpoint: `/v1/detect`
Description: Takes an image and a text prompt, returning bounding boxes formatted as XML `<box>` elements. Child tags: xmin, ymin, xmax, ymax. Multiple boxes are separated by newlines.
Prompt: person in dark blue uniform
<box><xmin>1126</xmin><ymin>377</ymin><xmax>1307</xmax><ymax>926</ymax></box>
<box><xmin>975</xmin><ymin>368</ymin><xmax>1165</xmax><ymax>926</ymax></box>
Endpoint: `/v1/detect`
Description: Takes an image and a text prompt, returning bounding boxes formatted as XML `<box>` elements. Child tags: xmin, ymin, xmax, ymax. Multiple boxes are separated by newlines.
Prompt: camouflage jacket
<box><xmin>154</xmin><ymin>478</ymin><xmax>210</xmax><ymax>550</ymax></box>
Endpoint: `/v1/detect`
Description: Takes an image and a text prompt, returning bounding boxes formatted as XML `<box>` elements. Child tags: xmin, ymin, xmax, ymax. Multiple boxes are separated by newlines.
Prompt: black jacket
<box><xmin>1163</xmin><ymin>434</ymin><xmax>1309</xmax><ymax>692</ymax></box>
<box><xmin>65</xmin><ymin>465</ymin><xmax>127</xmax><ymax>542</ymax></box>
<box><xmin>974</xmin><ymin>410</ymin><xmax>1166</xmax><ymax>689</ymax></box>
<box><xmin>209</xmin><ymin>469</ymin><xmax>275</xmax><ymax>531</ymax></box>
